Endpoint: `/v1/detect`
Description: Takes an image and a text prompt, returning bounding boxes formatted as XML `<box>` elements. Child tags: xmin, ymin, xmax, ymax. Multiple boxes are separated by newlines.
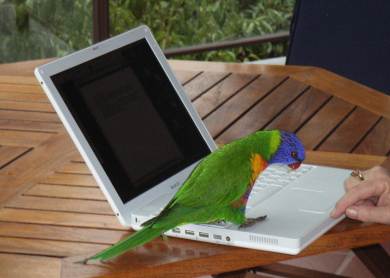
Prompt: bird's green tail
<box><xmin>85</xmin><ymin>223</ymin><xmax>173</xmax><ymax>262</ymax></box>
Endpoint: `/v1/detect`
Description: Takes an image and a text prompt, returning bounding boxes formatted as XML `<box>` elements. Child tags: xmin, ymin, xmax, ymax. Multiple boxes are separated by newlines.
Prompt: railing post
<box><xmin>92</xmin><ymin>0</ymin><xmax>109</xmax><ymax>43</ymax></box>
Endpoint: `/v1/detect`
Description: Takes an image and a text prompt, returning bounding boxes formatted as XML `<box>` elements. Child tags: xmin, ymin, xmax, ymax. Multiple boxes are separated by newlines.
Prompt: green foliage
<box><xmin>109</xmin><ymin>0</ymin><xmax>294</xmax><ymax>62</ymax></box>
<box><xmin>0</xmin><ymin>0</ymin><xmax>294</xmax><ymax>63</ymax></box>
<box><xmin>0</xmin><ymin>0</ymin><xmax>92</xmax><ymax>63</ymax></box>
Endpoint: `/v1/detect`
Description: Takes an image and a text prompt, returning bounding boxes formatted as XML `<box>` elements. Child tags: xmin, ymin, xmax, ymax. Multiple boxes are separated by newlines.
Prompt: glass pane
<box><xmin>0</xmin><ymin>0</ymin><xmax>92</xmax><ymax>63</ymax></box>
<box><xmin>109</xmin><ymin>0</ymin><xmax>295</xmax><ymax>62</ymax></box>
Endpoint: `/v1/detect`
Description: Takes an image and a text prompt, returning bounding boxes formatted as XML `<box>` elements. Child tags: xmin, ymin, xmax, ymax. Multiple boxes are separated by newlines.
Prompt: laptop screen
<box><xmin>51</xmin><ymin>38</ymin><xmax>211</xmax><ymax>204</ymax></box>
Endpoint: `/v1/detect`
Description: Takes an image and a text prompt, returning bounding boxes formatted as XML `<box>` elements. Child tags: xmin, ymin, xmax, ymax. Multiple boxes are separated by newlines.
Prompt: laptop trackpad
<box><xmin>286</xmin><ymin>186</ymin><xmax>344</xmax><ymax>213</ymax></box>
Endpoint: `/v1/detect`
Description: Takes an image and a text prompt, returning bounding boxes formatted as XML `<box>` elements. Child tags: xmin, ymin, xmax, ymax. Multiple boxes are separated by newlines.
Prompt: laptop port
<box><xmin>172</xmin><ymin>228</ymin><xmax>180</xmax><ymax>233</ymax></box>
<box><xmin>199</xmin><ymin>232</ymin><xmax>209</xmax><ymax>238</ymax></box>
<box><xmin>185</xmin><ymin>230</ymin><xmax>195</xmax><ymax>236</ymax></box>
<box><xmin>213</xmin><ymin>234</ymin><xmax>222</xmax><ymax>240</ymax></box>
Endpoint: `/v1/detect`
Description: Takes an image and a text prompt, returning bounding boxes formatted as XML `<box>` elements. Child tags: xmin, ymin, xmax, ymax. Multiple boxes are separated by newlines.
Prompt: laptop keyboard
<box><xmin>246</xmin><ymin>164</ymin><xmax>314</xmax><ymax>210</ymax></box>
<box><xmin>202</xmin><ymin>164</ymin><xmax>314</xmax><ymax>228</ymax></box>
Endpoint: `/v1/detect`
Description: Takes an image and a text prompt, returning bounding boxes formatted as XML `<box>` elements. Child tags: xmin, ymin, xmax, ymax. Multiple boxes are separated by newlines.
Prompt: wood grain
<box><xmin>0</xmin><ymin>109</ymin><xmax>60</xmax><ymax>122</ymax></box>
<box><xmin>0</xmin><ymin>222</ymin><xmax>125</xmax><ymax>244</ymax></box>
<box><xmin>174</xmin><ymin>70</ymin><xmax>201</xmax><ymax>85</ymax></box>
<box><xmin>58</xmin><ymin>162</ymin><xmax>91</xmax><ymax>175</ymax></box>
<box><xmin>353</xmin><ymin>117</ymin><xmax>390</xmax><ymax>156</ymax></box>
<box><xmin>6</xmin><ymin>195</ymin><xmax>113</xmax><ymax>215</ymax></box>
<box><xmin>203</xmin><ymin>75</ymin><xmax>286</xmax><ymax>138</ymax></box>
<box><xmin>169</xmin><ymin>60</ymin><xmax>390</xmax><ymax>119</ymax></box>
<box><xmin>0</xmin><ymin>236</ymin><xmax>109</xmax><ymax>257</ymax></box>
<box><xmin>264</xmin><ymin>88</ymin><xmax>331</xmax><ymax>132</ymax></box>
<box><xmin>43</xmin><ymin>173</ymin><xmax>97</xmax><ymax>187</ymax></box>
<box><xmin>0</xmin><ymin>133</ymin><xmax>77</xmax><ymax>207</ymax></box>
<box><xmin>0</xmin><ymin>208</ymin><xmax>125</xmax><ymax>230</ymax></box>
<box><xmin>0</xmin><ymin>58</ymin><xmax>53</xmax><ymax>76</ymax></box>
<box><xmin>0</xmin><ymin>83</ymin><xmax>42</xmax><ymax>94</ymax></box>
<box><xmin>183</xmin><ymin>71</ymin><xmax>230</xmax><ymax>100</ymax></box>
<box><xmin>25</xmin><ymin>184</ymin><xmax>105</xmax><ymax>200</ymax></box>
<box><xmin>0</xmin><ymin>253</ymin><xmax>61</xmax><ymax>278</ymax></box>
<box><xmin>0</xmin><ymin>100</ymin><xmax>54</xmax><ymax>113</ymax></box>
<box><xmin>296</xmin><ymin>97</ymin><xmax>355</xmax><ymax>150</ymax></box>
<box><xmin>0</xmin><ymin>75</ymin><xmax>39</xmax><ymax>85</ymax></box>
<box><xmin>0</xmin><ymin>130</ymin><xmax>52</xmax><ymax>147</ymax></box>
<box><xmin>0</xmin><ymin>146</ymin><xmax>30</xmax><ymax>169</ymax></box>
<box><xmin>305</xmin><ymin>151</ymin><xmax>386</xmax><ymax>170</ymax></box>
<box><xmin>0</xmin><ymin>119</ymin><xmax>62</xmax><ymax>132</ymax></box>
<box><xmin>193</xmin><ymin>73</ymin><xmax>257</xmax><ymax>118</ymax></box>
<box><xmin>318</xmin><ymin>107</ymin><xmax>380</xmax><ymax>153</ymax></box>
<box><xmin>216</xmin><ymin>78</ymin><xmax>308</xmax><ymax>143</ymax></box>
<box><xmin>0</xmin><ymin>91</ymin><xmax>48</xmax><ymax>102</ymax></box>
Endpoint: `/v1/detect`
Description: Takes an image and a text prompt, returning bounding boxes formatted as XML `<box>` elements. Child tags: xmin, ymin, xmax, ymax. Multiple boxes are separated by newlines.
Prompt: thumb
<box><xmin>346</xmin><ymin>205</ymin><xmax>390</xmax><ymax>224</ymax></box>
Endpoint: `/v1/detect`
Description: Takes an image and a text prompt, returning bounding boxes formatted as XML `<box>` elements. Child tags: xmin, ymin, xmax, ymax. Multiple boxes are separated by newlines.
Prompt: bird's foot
<box><xmin>208</xmin><ymin>220</ymin><xmax>227</xmax><ymax>226</ymax></box>
<box><xmin>239</xmin><ymin>215</ymin><xmax>267</xmax><ymax>229</ymax></box>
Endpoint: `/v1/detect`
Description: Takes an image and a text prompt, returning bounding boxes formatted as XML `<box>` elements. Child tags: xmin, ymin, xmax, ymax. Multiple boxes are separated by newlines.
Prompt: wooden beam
<box><xmin>353</xmin><ymin>245</ymin><xmax>390</xmax><ymax>278</ymax></box>
<box><xmin>92</xmin><ymin>0</ymin><xmax>109</xmax><ymax>43</ymax></box>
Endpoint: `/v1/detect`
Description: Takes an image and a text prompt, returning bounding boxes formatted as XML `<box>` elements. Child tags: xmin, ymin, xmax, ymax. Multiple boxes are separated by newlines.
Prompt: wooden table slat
<box><xmin>6</xmin><ymin>195</ymin><xmax>113</xmax><ymax>215</ymax></box>
<box><xmin>174</xmin><ymin>70</ymin><xmax>201</xmax><ymax>85</ymax></box>
<box><xmin>318</xmin><ymin>107</ymin><xmax>380</xmax><ymax>153</ymax></box>
<box><xmin>0</xmin><ymin>146</ymin><xmax>30</xmax><ymax>169</ymax></box>
<box><xmin>0</xmin><ymin>236</ymin><xmax>109</xmax><ymax>258</ymax></box>
<box><xmin>203</xmin><ymin>75</ymin><xmax>286</xmax><ymax>138</ymax></box>
<box><xmin>0</xmin><ymin>109</ymin><xmax>60</xmax><ymax>123</ymax></box>
<box><xmin>0</xmin><ymin>208</ymin><xmax>125</xmax><ymax>230</ymax></box>
<box><xmin>296</xmin><ymin>97</ymin><xmax>355</xmax><ymax>150</ymax></box>
<box><xmin>0</xmin><ymin>91</ymin><xmax>49</xmax><ymax>102</ymax></box>
<box><xmin>194</xmin><ymin>73</ymin><xmax>258</xmax><ymax>118</ymax></box>
<box><xmin>353</xmin><ymin>117</ymin><xmax>390</xmax><ymax>156</ymax></box>
<box><xmin>0</xmin><ymin>83</ymin><xmax>42</xmax><ymax>94</ymax></box>
<box><xmin>0</xmin><ymin>253</ymin><xmax>61</xmax><ymax>278</ymax></box>
<box><xmin>183</xmin><ymin>71</ymin><xmax>230</xmax><ymax>100</ymax></box>
<box><xmin>264</xmin><ymin>87</ymin><xmax>331</xmax><ymax>132</ymax></box>
<box><xmin>43</xmin><ymin>173</ymin><xmax>96</xmax><ymax>187</ymax></box>
<box><xmin>0</xmin><ymin>129</ymin><xmax>53</xmax><ymax>147</ymax></box>
<box><xmin>25</xmin><ymin>184</ymin><xmax>105</xmax><ymax>200</ymax></box>
<box><xmin>58</xmin><ymin>162</ymin><xmax>91</xmax><ymax>175</ymax></box>
<box><xmin>0</xmin><ymin>119</ymin><xmax>61</xmax><ymax>133</ymax></box>
<box><xmin>216</xmin><ymin>77</ymin><xmax>308</xmax><ymax>143</ymax></box>
<box><xmin>0</xmin><ymin>100</ymin><xmax>54</xmax><ymax>113</ymax></box>
<box><xmin>0</xmin><ymin>222</ymin><xmax>125</xmax><ymax>244</ymax></box>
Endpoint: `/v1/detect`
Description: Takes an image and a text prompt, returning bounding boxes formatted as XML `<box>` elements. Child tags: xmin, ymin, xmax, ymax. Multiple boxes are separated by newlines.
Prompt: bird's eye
<box><xmin>291</xmin><ymin>151</ymin><xmax>298</xmax><ymax>158</ymax></box>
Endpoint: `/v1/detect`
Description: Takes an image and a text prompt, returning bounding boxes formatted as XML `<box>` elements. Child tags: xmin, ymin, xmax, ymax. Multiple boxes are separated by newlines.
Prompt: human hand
<box><xmin>330</xmin><ymin>166</ymin><xmax>390</xmax><ymax>224</ymax></box>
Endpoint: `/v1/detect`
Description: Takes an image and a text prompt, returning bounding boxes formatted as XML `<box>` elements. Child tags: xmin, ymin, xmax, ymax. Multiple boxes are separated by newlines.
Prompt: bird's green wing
<box><xmin>169</xmin><ymin>141</ymin><xmax>254</xmax><ymax>208</ymax></box>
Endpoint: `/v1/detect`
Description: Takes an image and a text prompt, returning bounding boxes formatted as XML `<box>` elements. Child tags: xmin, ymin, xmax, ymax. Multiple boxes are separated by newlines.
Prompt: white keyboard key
<box><xmin>248</xmin><ymin>186</ymin><xmax>281</xmax><ymax>206</ymax></box>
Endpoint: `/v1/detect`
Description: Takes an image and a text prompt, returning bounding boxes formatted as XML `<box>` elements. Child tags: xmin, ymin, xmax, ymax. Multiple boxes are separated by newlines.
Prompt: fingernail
<box><xmin>330</xmin><ymin>208</ymin><xmax>337</xmax><ymax>217</ymax></box>
<box><xmin>346</xmin><ymin>207</ymin><xmax>358</xmax><ymax>218</ymax></box>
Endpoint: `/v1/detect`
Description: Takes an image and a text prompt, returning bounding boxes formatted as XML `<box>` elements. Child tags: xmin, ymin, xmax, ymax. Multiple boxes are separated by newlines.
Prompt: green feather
<box><xmin>88</xmin><ymin>224</ymin><xmax>165</xmax><ymax>262</ymax></box>
<box><xmin>85</xmin><ymin>130</ymin><xmax>282</xmax><ymax>262</ymax></box>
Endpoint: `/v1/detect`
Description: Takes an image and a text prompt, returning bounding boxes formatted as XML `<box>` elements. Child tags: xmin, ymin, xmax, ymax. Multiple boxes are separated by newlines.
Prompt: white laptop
<box><xmin>35</xmin><ymin>25</ymin><xmax>349</xmax><ymax>255</ymax></box>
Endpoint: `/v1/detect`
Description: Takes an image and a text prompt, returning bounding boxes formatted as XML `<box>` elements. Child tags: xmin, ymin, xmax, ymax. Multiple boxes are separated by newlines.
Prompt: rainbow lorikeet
<box><xmin>85</xmin><ymin>130</ymin><xmax>305</xmax><ymax>262</ymax></box>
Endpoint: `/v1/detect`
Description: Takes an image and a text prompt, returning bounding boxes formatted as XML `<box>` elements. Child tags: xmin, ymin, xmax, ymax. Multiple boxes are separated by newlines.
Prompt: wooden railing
<box><xmin>92</xmin><ymin>0</ymin><xmax>290</xmax><ymax>57</ymax></box>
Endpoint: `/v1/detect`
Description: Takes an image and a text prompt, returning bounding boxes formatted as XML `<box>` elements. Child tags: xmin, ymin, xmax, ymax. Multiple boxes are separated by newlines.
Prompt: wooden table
<box><xmin>0</xmin><ymin>59</ymin><xmax>389</xmax><ymax>278</ymax></box>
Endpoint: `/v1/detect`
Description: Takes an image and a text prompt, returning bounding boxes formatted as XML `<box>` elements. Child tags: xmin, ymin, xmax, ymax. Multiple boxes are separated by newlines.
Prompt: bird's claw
<box><xmin>239</xmin><ymin>215</ymin><xmax>267</xmax><ymax>229</ymax></box>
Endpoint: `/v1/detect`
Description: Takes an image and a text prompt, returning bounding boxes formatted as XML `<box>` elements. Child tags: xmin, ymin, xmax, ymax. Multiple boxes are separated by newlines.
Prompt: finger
<box><xmin>331</xmin><ymin>180</ymin><xmax>386</xmax><ymax>218</ymax></box>
<box><xmin>354</xmin><ymin>199</ymin><xmax>375</xmax><ymax>207</ymax></box>
<box><xmin>344</xmin><ymin>176</ymin><xmax>360</xmax><ymax>191</ymax></box>
<box><xmin>346</xmin><ymin>205</ymin><xmax>390</xmax><ymax>224</ymax></box>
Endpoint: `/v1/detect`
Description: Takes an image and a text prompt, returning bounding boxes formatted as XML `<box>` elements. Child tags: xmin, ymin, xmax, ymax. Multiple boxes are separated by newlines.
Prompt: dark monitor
<box><xmin>51</xmin><ymin>39</ymin><xmax>210</xmax><ymax>203</ymax></box>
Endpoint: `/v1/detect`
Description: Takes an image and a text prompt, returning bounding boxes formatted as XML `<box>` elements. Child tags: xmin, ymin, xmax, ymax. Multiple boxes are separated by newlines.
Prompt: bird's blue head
<box><xmin>269</xmin><ymin>131</ymin><xmax>305</xmax><ymax>169</ymax></box>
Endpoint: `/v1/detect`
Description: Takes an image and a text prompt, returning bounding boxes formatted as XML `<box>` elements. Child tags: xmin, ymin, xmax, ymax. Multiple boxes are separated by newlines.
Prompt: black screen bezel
<box><xmin>50</xmin><ymin>38</ymin><xmax>211</xmax><ymax>204</ymax></box>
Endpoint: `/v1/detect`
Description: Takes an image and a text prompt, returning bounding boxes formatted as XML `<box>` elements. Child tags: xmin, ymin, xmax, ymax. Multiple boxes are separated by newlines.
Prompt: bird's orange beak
<box><xmin>288</xmin><ymin>162</ymin><xmax>301</xmax><ymax>170</ymax></box>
